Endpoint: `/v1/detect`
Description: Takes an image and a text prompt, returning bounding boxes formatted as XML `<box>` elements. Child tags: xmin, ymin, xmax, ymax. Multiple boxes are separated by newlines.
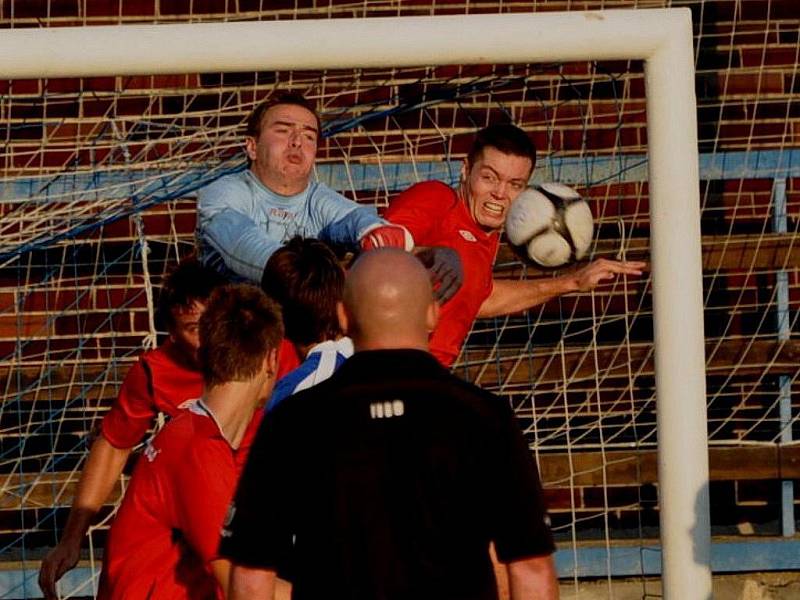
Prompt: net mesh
<box><xmin>1</xmin><ymin>1</ymin><xmax>799</xmax><ymax>598</ymax></box>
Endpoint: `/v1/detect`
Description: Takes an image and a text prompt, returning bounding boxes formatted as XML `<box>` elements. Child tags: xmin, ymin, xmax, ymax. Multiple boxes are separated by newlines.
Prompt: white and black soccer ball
<box><xmin>505</xmin><ymin>183</ymin><xmax>594</xmax><ymax>268</ymax></box>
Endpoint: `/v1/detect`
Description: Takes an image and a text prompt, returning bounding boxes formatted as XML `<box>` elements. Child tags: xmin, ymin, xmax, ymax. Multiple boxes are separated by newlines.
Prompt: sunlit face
<box><xmin>246</xmin><ymin>103</ymin><xmax>319</xmax><ymax>196</ymax></box>
<box><xmin>461</xmin><ymin>146</ymin><xmax>533</xmax><ymax>231</ymax></box>
<box><xmin>168</xmin><ymin>300</ymin><xmax>206</xmax><ymax>368</ymax></box>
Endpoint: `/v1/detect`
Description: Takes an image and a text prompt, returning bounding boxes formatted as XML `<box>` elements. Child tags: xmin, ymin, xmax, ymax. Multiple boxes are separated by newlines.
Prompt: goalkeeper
<box><xmin>197</xmin><ymin>92</ymin><xmax>414</xmax><ymax>285</ymax></box>
<box><xmin>386</xmin><ymin>123</ymin><xmax>646</xmax><ymax>367</ymax></box>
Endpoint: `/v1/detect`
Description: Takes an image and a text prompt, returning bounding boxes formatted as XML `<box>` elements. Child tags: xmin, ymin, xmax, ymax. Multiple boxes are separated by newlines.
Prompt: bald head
<box><xmin>341</xmin><ymin>249</ymin><xmax>438</xmax><ymax>352</ymax></box>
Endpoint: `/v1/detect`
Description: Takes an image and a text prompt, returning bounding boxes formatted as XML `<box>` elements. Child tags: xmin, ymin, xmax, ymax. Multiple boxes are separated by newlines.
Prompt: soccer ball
<box><xmin>505</xmin><ymin>183</ymin><xmax>594</xmax><ymax>268</ymax></box>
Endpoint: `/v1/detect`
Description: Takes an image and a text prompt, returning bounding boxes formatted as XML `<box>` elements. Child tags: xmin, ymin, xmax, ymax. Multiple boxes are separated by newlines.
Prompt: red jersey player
<box><xmin>38</xmin><ymin>258</ymin><xmax>298</xmax><ymax>600</ymax></box>
<box><xmin>98</xmin><ymin>284</ymin><xmax>284</xmax><ymax>600</ymax></box>
<box><xmin>386</xmin><ymin>124</ymin><xmax>646</xmax><ymax>367</ymax></box>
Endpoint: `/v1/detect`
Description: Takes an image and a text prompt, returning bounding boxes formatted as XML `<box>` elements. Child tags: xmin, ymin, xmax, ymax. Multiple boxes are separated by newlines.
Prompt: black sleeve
<box><xmin>218</xmin><ymin>409</ymin><xmax>295</xmax><ymax>569</ymax></box>
<box><xmin>488</xmin><ymin>402</ymin><xmax>555</xmax><ymax>562</ymax></box>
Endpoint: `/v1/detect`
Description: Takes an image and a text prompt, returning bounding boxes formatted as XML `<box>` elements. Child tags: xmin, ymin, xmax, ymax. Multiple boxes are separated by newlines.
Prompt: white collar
<box><xmin>189</xmin><ymin>398</ymin><xmax>231</xmax><ymax>446</ymax></box>
<box><xmin>307</xmin><ymin>337</ymin><xmax>353</xmax><ymax>358</ymax></box>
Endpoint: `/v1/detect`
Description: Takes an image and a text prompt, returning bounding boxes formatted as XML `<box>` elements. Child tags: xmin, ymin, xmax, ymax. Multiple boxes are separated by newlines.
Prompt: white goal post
<box><xmin>0</xmin><ymin>9</ymin><xmax>711</xmax><ymax>599</ymax></box>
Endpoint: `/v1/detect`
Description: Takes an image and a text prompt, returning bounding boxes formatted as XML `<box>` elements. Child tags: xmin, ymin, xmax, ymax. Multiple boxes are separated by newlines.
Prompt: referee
<box><xmin>221</xmin><ymin>248</ymin><xmax>558</xmax><ymax>600</ymax></box>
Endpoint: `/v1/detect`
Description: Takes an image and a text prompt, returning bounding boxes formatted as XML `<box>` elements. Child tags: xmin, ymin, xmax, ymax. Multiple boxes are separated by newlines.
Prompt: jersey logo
<box><xmin>370</xmin><ymin>400</ymin><xmax>405</xmax><ymax>419</ymax></box>
<box><xmin>143</xmin><ymin>443</ymin><xmax>161</xmax><ymax>462</ymax></box>
<box><xmin>458</xmin><ymin>229</ymin><xmax>477</xmax><ymax>242</ymax></box>
<box><xmin>269</xmin><ymin>207</ymin><xmax>294</xmax><ymax>221</ymax></box>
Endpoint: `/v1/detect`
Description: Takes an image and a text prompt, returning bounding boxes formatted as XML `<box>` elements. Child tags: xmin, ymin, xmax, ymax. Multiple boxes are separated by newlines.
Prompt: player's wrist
<box><xmin>55</xmin><ymin>531</ymin><xmax>83</xmax><ymax>554</ymax></box>
<box><xmin>61</xmin><ymin>506</ymin><xmax>98</xmax><ymax>543</ymax></box>
<box><xmin>559</xmin><ymin>273</ymin><xmax>581</xmax><ymax>294</ymax></box>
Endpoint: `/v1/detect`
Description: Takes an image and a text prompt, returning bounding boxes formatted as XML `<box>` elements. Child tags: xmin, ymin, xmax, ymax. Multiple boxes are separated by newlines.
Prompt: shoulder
<box><xmin>267</xmin><ymin>352</ymin><xmax>321</xmax><ymax>412</ymax></box>
<box><xmin>416</xmin><ymin>367</ymin><xmax>513</xmax><ymax>430</ymax></box>
<box><xmin>308</xmin><ymin>182</ymin><xmax>359</xmax><ymax>211</ymax></box>
<box><xmin>414</xmin><ymin>180</ymin><xmax>453</xmax><ymax>194</ymax></box>
<box><xmin>388</xmin><ymin>180</ymin><xmax>457</xmax><ymax>215</ymax></box>
<box><xmin>197</xmin><ymin>170</ymin><xmax>253</xmax><ymax>206</ymax></box>
<box><xmin>201</xmin><ymin>169</ymin><xmax>248</xmax><ymax>192</ymax></box>
<box><xmin>269</xmin><ymin>360</ymin><xmax>318</xmax><ymax>409</ymax></box>
<box><xmin>402</xmin><ymin>180</ymin><xmax>455</xmax><ymax>201</ymax></box>
<box><xmin>282</xmin><ymin>355</ymin><xmax>322</xmax><ymax>388</ymax></box>
<box><xmin>157</xmin><ymin>409</ymin><xmax>204</xmax><ymax>439</ymax></box>
<box><xmin>140</xmin><ymin>343</ymin><xmax>193</xmax><ymax>379</ymax></box>
<box><xmin>309</xmin><ymin>181</ymin><xmax>348</xmax><ymax>202</ymax></box>
<box><xmin>309</xmin><ymin>180</ymin><xmax>340</xmax><ymax>196</ymax></box>
<box><xmin>333</xmin><ymin>337</ymin><xmax>354</xmax><ymax>357</ymax></box>
<box><xmin>161</xmin><ymin>410</ymin><xmax>226</xmax><ymax>462</ymax></box>
<box><xmin>121</xmin><ymin>352</ymin><xmax>149</xmax><ymax>381</ymax></box>
<box><xmin>269</xmin><ymin>370</ymin><xmax>333</xmax><ymax>419</ymax></box>
<box><xmin>148</xmin><ymin>414</ymin><xmax>234</xmax><ymax>508</ymax></box>
<box><xmin>139</xmin><ymin>344</ymin><xmax>170</xmax><ymax>365</ymax></box>
<box><xmin>143</xmin><ymin>410</ymin><xmax>197</xmax><ymax>460</ymax></box>
<box><xmin>118</xmin><ymin>351</ymin><xmax>156</xmax><ymax>397</ymax></box>
<box><xmin>442</xmin><ymin>374</ymin><xmax>510</xmax><ymax>417</ymax></box>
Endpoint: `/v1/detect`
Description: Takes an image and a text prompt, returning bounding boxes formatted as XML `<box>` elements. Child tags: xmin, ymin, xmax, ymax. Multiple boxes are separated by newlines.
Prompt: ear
<box><xmin>426</xmin><ymin>300</ymin><xmax>440</xmax><ymax>333</ymax></box>
<box><xmin>245</xmin><ymin>136</ymin><xmax>258</xmax><ymax>162</ymax></box>
<box><xmin>336</xmin><ymin>301</ymin><xmax>349</xmax><ymax>335</ymax></box>
<box><xmin>265</xmin><ymin>346</ymin><xmax>279</xmax><ymax>378</ymax></box>
<box><xmin>460</xmin><ymin>158</ymin><xmax>469</xmax><ymax>182</ymax></box>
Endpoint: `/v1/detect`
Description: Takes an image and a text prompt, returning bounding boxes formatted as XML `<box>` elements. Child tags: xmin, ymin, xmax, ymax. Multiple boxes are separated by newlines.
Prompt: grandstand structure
<box><xmin>1</xmin><ymin>0</ymin><xmax>799</xmax><ymax>598</ymax></box>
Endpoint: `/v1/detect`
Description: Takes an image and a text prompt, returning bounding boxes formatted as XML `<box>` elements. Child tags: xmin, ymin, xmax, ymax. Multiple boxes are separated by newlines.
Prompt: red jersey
<box><xmin>386</xmin><ymin>181</ymin><xmax>499</xmax><ymax>367</ymax></box>
<box><xmin>101</xmin><ymin>339</ymin><xmax>299</xmax><ymax>449</ymax></box>
<box><xmin>100</xmin><ymin>341</ymin><xmax>203</xmax><ymax>449</ymax></box>
<box><xmin>98</xmin><ymin>401</ymin><xmax>254</xmax><ymax>600</ymax></box>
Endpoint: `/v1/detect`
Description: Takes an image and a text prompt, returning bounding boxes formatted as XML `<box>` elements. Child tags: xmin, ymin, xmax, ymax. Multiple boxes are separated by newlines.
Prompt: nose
<box><xmin>492</xmin><ymin>180</ymin><xmax>510</xmax><ymax>200</ymax></box>
<box><xmin>288</xmin><ymin>130</ymin><xmax>302</xmax><ymax>147</ymax></box>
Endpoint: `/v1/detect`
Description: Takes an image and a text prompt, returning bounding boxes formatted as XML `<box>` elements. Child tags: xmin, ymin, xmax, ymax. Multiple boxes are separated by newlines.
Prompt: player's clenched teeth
<box><xmin>483</xmin><ymin>201</ymin><xmax>505</xmax><ymax>216</ymax></box>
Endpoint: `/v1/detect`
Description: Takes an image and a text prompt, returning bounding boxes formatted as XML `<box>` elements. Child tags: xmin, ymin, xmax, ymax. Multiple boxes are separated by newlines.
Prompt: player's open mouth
<box><xmin>483</xmin><ymin>202</ymin><xmax>505</xmax><ymax>216</ymax></box>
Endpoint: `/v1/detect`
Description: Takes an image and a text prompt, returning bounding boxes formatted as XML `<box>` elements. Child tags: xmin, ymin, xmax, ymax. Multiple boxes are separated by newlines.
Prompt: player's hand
<box><xmin>360</xmin><ymin>224</ymin><xmax>412</xmax><ymax>251</ymax></box>
<box><xmin>573</xmin><ymin>258</ymin><xmax>646</xmax><ymax>292</ymax></box>
<box><xmin>39</xmin><ymin>538</ymin><xmax>81</xmax><ymax>600</ymax></box>
<box><xmin>416</xmin><ymin>247</ymin><xmax>464</xmax><ymax>304</ymax></box>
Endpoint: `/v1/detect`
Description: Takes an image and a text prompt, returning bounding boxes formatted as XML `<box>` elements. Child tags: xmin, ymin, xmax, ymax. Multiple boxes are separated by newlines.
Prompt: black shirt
<box><xmin>220</xmin><ymin>349</ymin><xmax>554</xmax><ymax>600</ymax></box>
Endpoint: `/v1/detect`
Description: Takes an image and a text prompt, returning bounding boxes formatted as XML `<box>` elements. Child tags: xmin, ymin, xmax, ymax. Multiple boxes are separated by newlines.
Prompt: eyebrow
<box><xmin>271</xmin><ymin>119</ymin><xmax>319</xmax><ymax>134</ymax></box>
<box><xmin>480</xmin><ymin>164</ymin><xmax>526</xmax><ymax>183</ymax></box>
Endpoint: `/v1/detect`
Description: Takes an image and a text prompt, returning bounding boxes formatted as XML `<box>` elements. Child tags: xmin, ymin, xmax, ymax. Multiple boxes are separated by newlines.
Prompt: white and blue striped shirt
<box><xmin>266</xmin><ymin>338</ymin><xmax>353</xmax><ymax>413</ymax></box>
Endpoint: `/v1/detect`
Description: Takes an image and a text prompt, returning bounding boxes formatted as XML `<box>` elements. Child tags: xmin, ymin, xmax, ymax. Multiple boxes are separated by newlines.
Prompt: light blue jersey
<box><xmin>266</xmin><ymin>338</ymin><xmax>353</xmax><ymax>413</ymax></box>
<box><xmin>197</xmin><ymin>170</ymin><xmax>383</xmax><ymax>282</ymax></box>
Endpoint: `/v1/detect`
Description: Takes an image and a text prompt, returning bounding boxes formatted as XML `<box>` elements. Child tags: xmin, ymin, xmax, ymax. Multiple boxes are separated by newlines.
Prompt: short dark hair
<box><xmin>157</xmin><ymin>257</ymin><xmax>226</xmax><ymax>331</ymax></box>
<box><xmin>261</xmin><ymin>237</ymin><xmax>344</xmax><ymax>347</ymax></box>
<box><xmin>467</xmin><ymin>123</ymin><xmax>537</xmax><ymax>171</ymax></box>
<box><xmin>246</xmin><ymin>92</ymin><xmax>321</xmax><ymax>138</ymax></box>
<box><xmin>198</xmin><ymin>284</ymin><xmax>284</xmax><ymax>388</ymax></box>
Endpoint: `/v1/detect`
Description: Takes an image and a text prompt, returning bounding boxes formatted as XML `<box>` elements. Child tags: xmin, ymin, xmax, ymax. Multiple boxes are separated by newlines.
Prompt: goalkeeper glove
<box><xmin>416</xmin><ymin>246</ymin><xmax>463</xmax><ymax>305</ymax></box>
<box><xmin>359</xmin><ymin>224</ymin><xmax>414</xmax><ymax>251</ymax></box>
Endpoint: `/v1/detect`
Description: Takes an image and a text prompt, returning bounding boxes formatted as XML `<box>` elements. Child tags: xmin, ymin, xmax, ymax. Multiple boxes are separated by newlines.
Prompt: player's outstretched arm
<box><xmin>507</xmin><ymin>554</ymin><xmax>559</xmax><ymax>600</ymax></box>
<box><xmin>38</xmin><ymin>436</ymin><xmax>130</xmax><ymax>600</ymax></box>
<box><xmin>203</xmin><ymin>209</ymin><xmax>282</xmax><ymax>283</ymax></box>
<box><xmin>477</xmin><ymin>258</ymin><xmax>646</xmax><ymax>318</ymax></box>
<box><xmin>229</xmin><ymin>564</ymin><xmax>276</xmax><ymax>600</ymax></box>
